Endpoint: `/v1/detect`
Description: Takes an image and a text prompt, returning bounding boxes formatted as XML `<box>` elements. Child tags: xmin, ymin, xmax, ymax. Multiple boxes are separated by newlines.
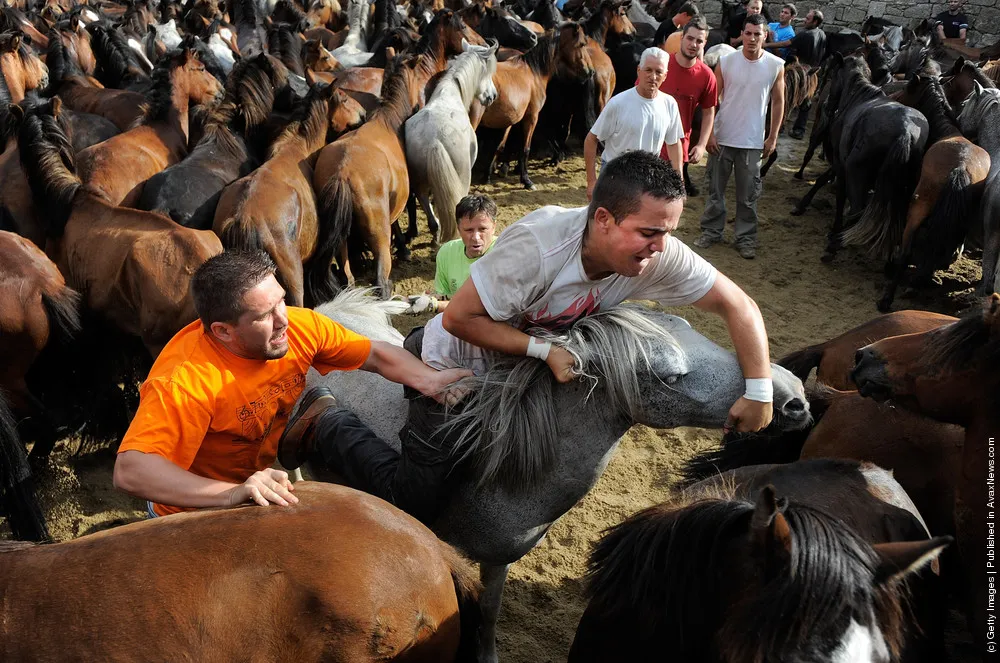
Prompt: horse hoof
<box><xmin>397</xmin><ymin>248</ymin><xmax>411</xmax><ymax>263</ymax></box>
<box><xmin>793</xmin><ymin>172</ymin><xmax>804</xmax><ymax>180</ymax></box>
<box><xmin>820</xmin><ymin>251</ymin><xmax>836</xmax><ymax>263</ymax></box>
<box><xmin>790</xmin><ymin>207</ymin><xmax>805</xmax><ymax>216</ymax></box>
<box><xmin>523</xmin><ymin>181</ymin><xmax>536</xmax><ymax>191</ymax></box>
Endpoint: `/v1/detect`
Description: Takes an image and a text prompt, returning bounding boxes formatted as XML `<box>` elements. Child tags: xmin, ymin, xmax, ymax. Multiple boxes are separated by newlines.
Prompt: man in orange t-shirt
<box><xmin>114</xmin><ymin>250</ymin><xmax>469</xmax><ymax>517</ymax></box>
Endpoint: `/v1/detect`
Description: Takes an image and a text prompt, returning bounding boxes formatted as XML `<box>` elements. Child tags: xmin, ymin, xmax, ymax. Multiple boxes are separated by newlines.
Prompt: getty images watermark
<box><xmin>989</xmin><ymin>436</ymin><xmax>996</xmax><ymax>653</ymax></box>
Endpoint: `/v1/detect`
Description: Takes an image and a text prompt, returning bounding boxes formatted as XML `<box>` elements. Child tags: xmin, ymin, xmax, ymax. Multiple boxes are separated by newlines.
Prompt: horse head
<box><xmin>0</xmin><ymin>31</ymin><xmax>49</xmax><ymax>99</ymax></box>
<box><xmin>461</xmin><ymin>37</ymin><xmax>498</xmax><ymax>106</ymax></box>
<box><xmin>480</xmin><ymin>6</ymin><xmax>537</xmax><ymax>51</ymax></box>
<box><xmin>853</xmin><ymin>294</ymin><xmax>1000</xmax><ymax>424</ymax></box>
<box><xmin>174</xmin><ymin>43</ymin><xmax>224</xmax><ymax>104</ymax></box>
<box><xmin>957</xmin><ymin>79</ymin><xmax>1000</xmax><ymax>139</ymax></box>
<box><xmin>556</xmin><ymin>21</ymin><xmax>595</xmax><ymax>80</ymax></box>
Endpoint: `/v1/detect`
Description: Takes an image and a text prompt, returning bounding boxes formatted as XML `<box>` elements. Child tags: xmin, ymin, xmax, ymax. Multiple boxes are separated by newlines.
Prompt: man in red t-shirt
<box><xmin>657</xmin><ymin>16</ymin><xmax>718</xmax><ymax>196</ymax></box>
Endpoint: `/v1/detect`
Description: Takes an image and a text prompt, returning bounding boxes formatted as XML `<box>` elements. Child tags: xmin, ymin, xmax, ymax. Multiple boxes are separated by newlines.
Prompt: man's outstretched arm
<box><xmin>362</xmin><ymin>341</ymin><xmax>471</xmax><ymax>403</ymax></box>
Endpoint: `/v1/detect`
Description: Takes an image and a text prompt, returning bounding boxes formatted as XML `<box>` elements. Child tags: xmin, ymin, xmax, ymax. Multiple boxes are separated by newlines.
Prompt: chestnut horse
<box><xmin>0</xmin><ymin>482</ymin><xmax>481</xmax><ymax>661</ymax></box>
<box><xmin>853</xmin><ymin>295</ymin><xmax>1000</xmax><ymax>652</ymax></box>
<box><xmin>778</xmin><ymin>309</ymin><xmax>956</xmax><ymax>389</ymax></box>
<box><xmin>472</xmin><ymin>22</ymin><xmax>594</xmax><ymax>190</ymax></box>
<box><xmin>214</xmin><ymin>84</ymin><xmax>366</xmax><ymax>307</ymax></box>
<box><xmin>311</xmin><ymin>54</ymin><xmax>428</xmax><ymax>302</ymax></box>
<box><xmin>571</xmin><ymin>460</ymin><xmax>951</xmax><ymax>663</ymax></box>
<box><xmin>0</xmin><ymin>32</ymin><xmax>48</xmax><ymax>104</ymax></box>
<box><xmin>17</xmin><ymin>99</ymin><xmax>221</xmax><ymax>357</ymax></box>
<box><xmin>75</xmin><ymin>46</ymin><xmax>222</xmax><ymax>207</ymax></box>
<box><xmin>0</xmin><ymin>226</ymin><xmax>81</xmax><ymax>439</ymax></box>
<box><xmin>848</xmin><ymin>74</ymin><xmax>991</xmax><ymax>312</ymax></box>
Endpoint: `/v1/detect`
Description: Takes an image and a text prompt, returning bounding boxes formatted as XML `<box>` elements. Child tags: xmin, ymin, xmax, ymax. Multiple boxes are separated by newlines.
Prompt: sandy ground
<box><xmin>9</xmin><ymin>131</ymin><xmax>983</xmax><ymax>660</ymax></box>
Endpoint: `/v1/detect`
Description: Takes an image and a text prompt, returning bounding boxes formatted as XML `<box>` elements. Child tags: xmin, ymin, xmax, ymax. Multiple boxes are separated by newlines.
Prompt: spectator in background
<box><xmin>730</xmin><ymin>0</ymin><xmax>764</xmax><ymax>47</ymax></box>
<box><xmin>785</xmin><ymin>9</ymin><xmax>826</xmax><ymax>139</ymax></box>
<box><xmin>696</xmin><ymin>13</ymin><xmax>785</xmax><ymax>260</ymax></box>
<box><xmin>659</xmin><ymin>16</ymin><xmax>717</xmax><ymax>196</ymax></box>
<box><xmin>936</xmin><ymin>0</ymin><xmax>969</xmax><ymax>44</ymax></box>
<box><xmin>767</xmin><ymin>3</ymin><xmax>797</xmax><ymax>58</ymax></box>
<box><xmin>585</xmin><ymin>47</ymin><xmax>685</xmax><ymax>199</ymax></box>
<box><xmin>653</xmin><ymin>1</ymin><xmax>700</xmax><ymax>54</ymax></box>
<box><xmin>406</xmin><ymin>195</ymin><xmax>498</xmax><ymax>315</ymax></box>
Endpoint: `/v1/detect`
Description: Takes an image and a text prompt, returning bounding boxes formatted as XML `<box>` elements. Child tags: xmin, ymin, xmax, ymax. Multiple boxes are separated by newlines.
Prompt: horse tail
<box><xmin>582</xmin><ymin>73</ymin><xmax>599</xmax><ymax>129</ymax></box>
<box><xmin>677</xmin><ymin>385</ymin><xmax>834</xmax><ymax>488</ymax></box>
<box><xmin>912</xmin><ymin>166</ymin><xmax>973</xmax><ymax>271</ymax></box>
<box><xmin>777</xmin><ymin>344</ymin><xmax>824</xmax><ymax>382</ymax></box>
<box><xmin>0</xmin><ymin>391</ymin><xmax>50</xmax><ymax>542</ymax></box>
<box><xmin>308</xmin><ymin>177</ymin><xmax>353</xmax><ymax>307</ymax></box>
<box><xmin>437</xmin><ymin>541</ymin><xmax>482</xmax><ymax>663</ymax></box>
<box><xmin>41</xmin><ymin>285</ymin><xmax>82</xmax><ymax>348</ymax></box>
<box><xmin>16</xmin><ymin>103</ymin><xmax>82</xmax><ymax>239</ymax></box>
<box><xmin>841</xmin><ymin>130</ymin><xmax>920</xmax><ymax>259</ymax></box>
<box><xmin>425</xmin><ymin>141</ymin><xmax>464</xmax><ymax>244</ymax></box>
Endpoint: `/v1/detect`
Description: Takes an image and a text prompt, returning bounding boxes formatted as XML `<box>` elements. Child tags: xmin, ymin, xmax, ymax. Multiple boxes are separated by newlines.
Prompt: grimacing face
<box><xmin>598</xmin><ymin>194</ymin><xmax>683</xmax><ymax>278</ymax></box>
<box><xmin>458</xmin><ymin>211</ymin><xmax>496</xmax><ymax>258</ymax></box>
<box><xmin>213</xmin><ymin>274</ymin><xmax>290</xmax><ymax>360</ymax></box>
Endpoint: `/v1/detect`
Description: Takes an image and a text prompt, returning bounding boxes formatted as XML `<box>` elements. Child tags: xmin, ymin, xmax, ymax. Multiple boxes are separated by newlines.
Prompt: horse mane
<box><xmin>267</xmin><ymin>22</ymin><xmax>305</xmax><ymax>76</ymax></box>
<box><xmin>368</xmin><ymin>26</ymin><xmax>419</xmax><ymax>66</ymax></box>
<box><xmin>198</xmin><ymin>53</ymin><xmax>279</xmax><ymax>154</ymax></box>
<box><xmin>513</xmin><ymin>29</ymin><xmax>556</xmax><ymax>76</ymax></box>
<box><xmin>836</xmin><ymin>56</ymin><xmax>884</xmax><ymax>110</ymax></box>
<box><xmin>372</xmin><ymin>0</ymin><xmax>403</xmax><ymax>35</ymax></box>
<box><xmin>585</xmin><ymin>493</ymin><xmax>905</xmax><ymax>661</ymax></box>
<box><xmin>440</xmin><ymin>305</ymin><xmax>680</xmax><ymax>490</ymax></box>
<box><xmin>273</xmin><ymin>0</ymin><xmax>310</xmax><ymax>31</ymax></box>
<box><xmin>581</xmin><ymin>1</ymin><xmax>611</xmax><ymax>42</ymax></box>
<box><xmin>922</xmin><ymin>299</ymin><xmax>1000</xmax><ymax>386</ymax></box>
<box><xmin>373</xmin><ymin>54</ymin><xmax>417</xmax><ymax>132</ymax></box>
<box><xmin>435</xmin><ymin>48</ymin><xmax>492</xmax><ymax>107</ymax></box>
<box><xmin>44</xmin><ymin>28</ymin><xmax>76</xmax><ymax>87</ymax></box>
<box><xmin>89</xmin><ymin>21</ymin><xmax>142</xmax><ymax>88</ymax></box>
<box><xmin>959</xmin><ymin>85</ymin><xmax>1000</xmax><ymax>137</ymax></box>
<box><xmin>0</xmin><ymin>7</ymin><xmax>30</xmax><ymax>34</ymax></box>
<box><xmin>231</xmin><ymin>0</ymin><xmax>263</xmax><ymax>30</ymax></box>
<box><xmin>316</xmin><ymin>287</ymin><xmax>409</xmax><ymax>333</ymax></box>
<box><xmin>904</xmin><ymin>75</ymin><xmax>958</xmax><ymax>142</ymax></box>
<box><xmin>16</xmin><ymin>100</ymin><xmax>82</xmax><ymax>237</ymax></box>
<box><xmin>960</xmin><ymin>61</ymin><xmax>996</xmax><ymax>89</ymax></box>
<box><xmin>269</xmin><ymin>82</ymin><xmax>330</xmax><ymax>155</ymax></box>
<box><xmin>136</xmin><ymin>49</ymin><xmax>191</xmax><ymax>125</ymax></box>
<box><xmin>184</xmin><ymin>33</ymin><xmax>228</xmax><ymax>82</ymax></box>
<box><xmin>0</xmin><ymin>46</ymin><xmax>11</xmax><ymax>107</ymax></box>
<box><xmin>413</xmin><ymin>9</ymin><xmax>460</xmax><ymax>63</ymax></box>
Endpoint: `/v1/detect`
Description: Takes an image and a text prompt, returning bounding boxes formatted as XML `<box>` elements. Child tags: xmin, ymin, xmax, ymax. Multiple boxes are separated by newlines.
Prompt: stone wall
<box><xmin>695</xmin><ymin>0</ymin><xmax>999</xmax><ymax>48</ymax></box>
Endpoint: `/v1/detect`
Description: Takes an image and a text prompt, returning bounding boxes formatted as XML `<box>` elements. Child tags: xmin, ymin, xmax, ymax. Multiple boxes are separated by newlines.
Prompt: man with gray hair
<box><xmin>585</xmin><ymin>46</ymin><xmax>685</xmax><ymax>199</ymax></box>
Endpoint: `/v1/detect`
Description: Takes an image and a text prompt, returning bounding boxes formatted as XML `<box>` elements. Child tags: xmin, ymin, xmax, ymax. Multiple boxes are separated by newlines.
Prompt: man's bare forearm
<box><xmin>114</xmin><ymin>450</ymin><xmax>237</xmax><ymax>507</ymax></box>
<box><xmin>696</xmin><ymin>107</ymin><xmax>715</xmax><ymax>149</ymax></box>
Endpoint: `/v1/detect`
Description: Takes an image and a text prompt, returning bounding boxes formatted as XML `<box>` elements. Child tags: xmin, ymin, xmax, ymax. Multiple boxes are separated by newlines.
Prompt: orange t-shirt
<box><xmin>118</xmin><ymin>307</ymin><xmax>372</xmax><ymax>516</ymax></box>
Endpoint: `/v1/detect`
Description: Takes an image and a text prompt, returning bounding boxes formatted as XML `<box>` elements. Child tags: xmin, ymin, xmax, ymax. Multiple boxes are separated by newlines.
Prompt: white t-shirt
<box><xmin>589</xmin><ymin>88</ymin><xmax>685</xmax><ymax>162</ymax></box>
<box><xmin>713</xmin><ymin>49</ymin><xmax>784</xmax><ymax>150</ymax></box>
<box><xmin>421</xmin><ymin>205</ymin><xmax>718</xmax><ymax>372</ymax></box>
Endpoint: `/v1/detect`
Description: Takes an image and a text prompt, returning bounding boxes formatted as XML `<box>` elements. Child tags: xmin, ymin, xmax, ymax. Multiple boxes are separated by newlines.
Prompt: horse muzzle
<box><xmin>851</xmin><ymin>347</ymin><xmax>893</xmax><ymax>402</ymax></box>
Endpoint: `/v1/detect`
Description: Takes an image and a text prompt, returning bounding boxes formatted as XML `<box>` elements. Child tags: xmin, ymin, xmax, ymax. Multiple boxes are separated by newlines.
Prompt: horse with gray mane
<box><xmin>569</xmin><ymin>459</ymin><xmax>951</xmax><ymax>663</ymax></box>
<box><xmin>958</xmin><ymin>82</ymin><xmax>1000</xmax><ymax>295</ymax></box>
<box><xmin>305</xmin><ymin>289</ymin><xmax>811</xmax><ymax>663</ymax></box>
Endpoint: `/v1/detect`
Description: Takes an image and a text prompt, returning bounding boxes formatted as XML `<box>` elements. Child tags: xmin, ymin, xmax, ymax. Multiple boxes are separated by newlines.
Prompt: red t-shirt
<box><xmin>658</xmin><ymin>53</ymin><xmax>718</xmax><ymax>162</ymax></box>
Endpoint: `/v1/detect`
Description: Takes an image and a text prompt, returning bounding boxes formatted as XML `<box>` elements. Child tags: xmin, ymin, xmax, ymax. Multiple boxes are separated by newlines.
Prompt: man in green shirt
<box><xmin>406</xmin><ymin>194</ymin><xmax>498</xmax><ymax>314</ymax></box>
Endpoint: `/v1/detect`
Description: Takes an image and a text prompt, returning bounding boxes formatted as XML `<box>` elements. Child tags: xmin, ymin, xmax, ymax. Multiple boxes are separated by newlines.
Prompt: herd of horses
<box><xmin>0</xmin><ymin>0</ymin><xmax>998</xmax><ymax>659</ymax></box>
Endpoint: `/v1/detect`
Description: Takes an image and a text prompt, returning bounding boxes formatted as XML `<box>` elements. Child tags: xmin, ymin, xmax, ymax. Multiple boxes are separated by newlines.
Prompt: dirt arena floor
<box><xmin>14</xmin><ymin>131</ymin><xmax>983</xmax><ymax>660</ymax></box>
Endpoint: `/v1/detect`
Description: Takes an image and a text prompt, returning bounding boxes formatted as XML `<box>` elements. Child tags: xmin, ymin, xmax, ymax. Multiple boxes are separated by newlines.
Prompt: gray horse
<box><xmin>307</xmin><ymin>289</ymin><xmax>811</xmax><ymax>663</ymax></box>
<box><xmin>958</xmin><ymin>82</ymin><xmax>1000</xmax><ymax>295</ymax></box>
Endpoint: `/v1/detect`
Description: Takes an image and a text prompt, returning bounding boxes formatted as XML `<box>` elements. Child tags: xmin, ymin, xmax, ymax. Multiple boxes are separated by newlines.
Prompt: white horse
<box><xmin>307</xmin><ymin>289</ymin><xmax>811</xmax><ymax>663</ymax></box>
<box><xmin>331</xmin><ymin>0</ymin><xmax>375</xmax><ymax>68</ymax></box>
<box><xmin>703</xmin><ymin>43</ymin><xmax>736</xmax><ymax>68</ymax></box>
<box><xmin>404</xmin><ymin>40</ymin><xmax>499</xmax><ymax>244</ymax></box>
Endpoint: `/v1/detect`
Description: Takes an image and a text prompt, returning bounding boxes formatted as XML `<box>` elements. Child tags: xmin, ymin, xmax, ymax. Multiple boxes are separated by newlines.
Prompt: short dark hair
<box><xmin>588</xmin><ymin>151</ymin><xmax>685</xmax><ymax>223</ymax></box>
<box><xmin>191</xmin><ymin>250</ymin><xmax>277</xmax><ymax>327</ymax></box>
<box><xmin>783</xmin><ymin>3</ymin><xmax>797</xmax><ymax>16</ymax></box>
<box><xmin>455</xmin><ymin>193</ymin><xmax>498</xmax><ymax>224</ymax></box>
<box><xmin>675</xmin><ymin>1</ymin><xmax>700</xmax><ymax>17</ymax></box>
<box><xmin>683</xmin><ymin>15</ymin><xmax>709</xmax><ymax>36</ymax></box>
<box><xmin>810</xmin><ymin>8</ymin><xmax>823</xmax><ymax>25</ymax></box>
<box><xmin>743</xmin><ymin>12</ymin><xmax>768</xmax><ymax>29</ymax></box>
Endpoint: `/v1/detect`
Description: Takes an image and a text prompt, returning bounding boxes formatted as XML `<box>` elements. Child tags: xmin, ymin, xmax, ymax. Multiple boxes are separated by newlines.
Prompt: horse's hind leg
<box><xmin>791</xmin><ymin>167</ymin><xmax>834</xmax><ymax>216</ymax></box>
<box><xmin>822</xmin><ymin>167</ymin><xmax>848</xmax><ymax>262</ymax></box>
<box><xmin>519</xmin><ymin>114</ymin><xmax>540</xmax><ymax>190</ymax></box>
<box><xmin>405</xmin><ymin>193</ymin><xmax>419</xmax><ymax>243</ymax></box>
<box><xmin>376</xmin><ymin>230</ymin><xmax>394</xmax><ymax>300</ymax></box>
<box><xmin>760</xmin><ymin>149</ymin><xmax>778</xmax><ymax>178</ymax></box>
<box><xmin>477</xmin><ymin>563</ymin><xmax>511</xmax><ymax>663</ymax></box>
<box><xmin>416</xmin><ymin>192</ymin><xmax>441</xmax><ymax>248</ymax></box>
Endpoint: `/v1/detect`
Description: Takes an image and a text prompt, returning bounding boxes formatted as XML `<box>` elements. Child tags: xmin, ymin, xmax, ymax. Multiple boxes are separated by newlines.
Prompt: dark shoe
<box><xmin>737</xmin><ymin>244</ymin><xmax>757</xmax><ymax>259</ymax></box>
<box><xmin>789</xmin><ymin>128</ymin><xmax>805</xmax><ymax>140</ymax></box>
<box><xmin>277</xmin><ymin>387</ymin><xmax>340</xmax><ymax>470</ymax></box>
<box><xmin>693</xmin><ymin>232</ymin><xmax>721</xmax><ymax>249</ymax></box>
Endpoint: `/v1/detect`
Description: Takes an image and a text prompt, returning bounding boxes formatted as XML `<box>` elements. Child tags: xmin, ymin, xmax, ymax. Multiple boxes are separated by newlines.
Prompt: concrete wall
<box><xmin>695</xmin><ymin>0</ymin><xmax>999</xmax><ymax>48</ymax></box>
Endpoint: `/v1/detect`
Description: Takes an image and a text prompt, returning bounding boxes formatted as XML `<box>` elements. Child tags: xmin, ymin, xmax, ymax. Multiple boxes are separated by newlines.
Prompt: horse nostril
<box><xmin>784</xmin><ymin>398</ymin><xmax>806</xmax><ymax>413</ymax></box>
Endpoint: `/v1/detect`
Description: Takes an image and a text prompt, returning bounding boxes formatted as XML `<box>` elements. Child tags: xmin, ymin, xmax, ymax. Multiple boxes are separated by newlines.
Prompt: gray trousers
<box><xmin>699</xmin><ymin>145</ymin><xmax>763</xmax><ymax>246</ymax></box>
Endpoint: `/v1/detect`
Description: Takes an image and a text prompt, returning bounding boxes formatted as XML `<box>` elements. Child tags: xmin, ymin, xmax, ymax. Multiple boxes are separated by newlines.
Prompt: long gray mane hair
<box><xmin>441</xmin><ymin>305</ymin><xmax>680</xmax><ymax>492</ymax></box>
<box><xmin>959</xmin><ymin>84</ymin><xmax>1000</xmax><ymax>137</ymax></box>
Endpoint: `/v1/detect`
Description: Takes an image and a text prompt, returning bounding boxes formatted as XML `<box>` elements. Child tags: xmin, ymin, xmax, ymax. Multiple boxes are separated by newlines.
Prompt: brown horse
<box><xmin>853</xmin><ymin>294</ymin><xmax>1000</xmax><ymax>653</ymax></box>
<box><xmin>75</xmin><ymin>47</ymin><xmax>222</xmax><ymax>207</ymax></box>
<box><xmin>571</xmin><ymin>459</ymin><xmax>950</xmax><ymax>662</ymax></box>
<box><xmin>311</xmin><ymin>55</ymin><xmax>425</xmax><ymax>302</ymax></box>
<box><xmin>0</xmin><ymin>482</ymin><xmax>481</xmax><ymax>661</ymax></box>
<box><xmin>580</xmin><ymin>0</ymin><xmax>633</xmax><ymax>112</ymax></box>
<box><xmin>778</xmin><ymin>309</ymin><xmax>956</xmax><ymax>389</ymax></box>
<box><xmin>941</xmin><ymin>56</ymin><xmax>995</xmax><ymax>111</ymax></box>
<box><xmin>760</xmin><ymin>60</ymin><xmax>819</xmax><ymax>178</ymax></box>
<box><xmin>306</xmin><ymin>0</ymin><xmax>345</xmax><ymax>31</ymax></box>
<box><xmin>472</xmin><ymin>22</ymin><xmax>593</xmax><ymax>190</ymax></box>
<box><xmin>0</xmin><ymin>32</ymin><xmax>48</xmax><ymax>104</ymax></box>
<box><xmin>0</xmin><ymin>229</ymin><xmax>81</xmax><ymax>461</ymax></box>
<box><xmin>214</xmin><ymin>84</ymin><xmax>366</xmax><ymax>307</ymax></box>
<box><xmin>849</xmin><ymin>74</ymin><xmax>991</xmax><ymax>312</ymax></box>
<box><xmin>17</xmin><ymin>99</ymin><xmax>221</xmax><ymax>357</ymax></box>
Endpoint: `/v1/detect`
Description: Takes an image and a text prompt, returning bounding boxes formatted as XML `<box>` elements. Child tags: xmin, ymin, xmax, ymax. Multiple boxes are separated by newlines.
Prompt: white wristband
<box><xmin>744</xmin><ymin>378</ymin><xmax>773</xmax><ymax>403</ymax></box>
<box><xmin>526</xmin><ymin>337</ymin><xmax>552</xmax><ymax>361</ymax></box>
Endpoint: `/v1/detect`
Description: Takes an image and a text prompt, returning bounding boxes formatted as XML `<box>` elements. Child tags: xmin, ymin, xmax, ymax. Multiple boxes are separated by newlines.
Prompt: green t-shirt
<box><xmin>434</xmin><ymin>238</ymin><xmax>496</xmax><ymax>297</ymax></box>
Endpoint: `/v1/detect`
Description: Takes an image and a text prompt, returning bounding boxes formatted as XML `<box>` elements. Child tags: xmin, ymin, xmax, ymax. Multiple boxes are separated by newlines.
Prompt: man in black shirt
<box><xmin>935</xmin><ymin>0</ymin><xmax>969</xmax><ymax>44</ymax></box>
<box><xmin>788</xmin><ymin>9</ymin><xmax>826</xmax><ymax>139</ymax></box>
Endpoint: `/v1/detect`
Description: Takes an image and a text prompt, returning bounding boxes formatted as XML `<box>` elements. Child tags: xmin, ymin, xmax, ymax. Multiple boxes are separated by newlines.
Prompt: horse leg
<box><xmin>791</xmin><ymin>167</ymin><xmax>835</xmax><ymax>216</ymax></box>
<box><xmin>405</xmin><ymin>193</ymin><xmax>419</xmax><ymax>243</ymax></box>
<box><xmin>491</xmin><ymin>127</ymin><xmax>512</xmax><ymax>182</ymax></box>
<box><xmin>519</xmin><ymin>113</ymin><xmax>540</xmax><ymax>190</ymax></box>
<box><xmin>337</xmin><ymin>241</ymin><xmax>355</xmax><ymax>288</ymax></box>
<box><xmin>760</xmin><ymin>149</ymin><xmax>778</xmax><ymax>178</ymax></box>
<box><xmin>879</xmin><ymin>201</ymin><xmax>930</xmax><ymax>312</ymax></box>
<box><xmin>822</xmin><ymin>168</ymin><xmax>848</xmax><ymax>262</ymax></box>
<box><xmin>375</xmin><ymin>229</ymin><xmax>394</xmax><ymax>300</ymax></box>
<box><xmin>477</xmin><ymin>563</ymin><xmax>511</xmax><ymax>663</ymax></box>
<box><xmin>795</xmin><ymin>126</ymin><xmax>823</xmax><ymax>180</ymax></box>
<box><xmin>977</xmin><ymin>208</ymin><xmax>1000</xmax><ymax>295</ymax></box>
<box><xmin>416</xmin><ymin>192</ymin><xmax>441</xmax><ymax>248</ymax></box>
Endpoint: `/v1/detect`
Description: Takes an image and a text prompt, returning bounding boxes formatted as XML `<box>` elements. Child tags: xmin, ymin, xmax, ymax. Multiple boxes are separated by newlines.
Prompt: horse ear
<box><xmin>952</xmin><ymin>56</ymin><xmax>965</xmax><ymax>73</ymax></box>
<box><xmin>3</xmin><ymin>33</ymin><xmax>22</xmax><ymax>54</ymax></box>
<box><xmin>70</xmin><ymin>15</ymin><xmax>81</xmax><ymax>31</ymax></box>
<box><xmin>974</xmin><ymin>81</ymin><xmax>986</xmax><ymax>96</ymax></box>
<box><xmin>51</xmin><ymin>96</ymin><xmax>63</xmax><ymax>117</ymax></box>
<box><xmin>751</xmin><ymin>485</ymin><xmax>793</xmax><ymax>570</ymax></box>
<box><xmin>385</xmin><ymin>46</ymin><xmax>395</xmax><ymax>60</ymax></box>
<box><xmin>872</xmin><ymin>537</ymin><xmax>951</xmax><ymax>585</ymax></box>
<box><xmin>462</xmin><ymin>37</ymin><xmax>470</xmax><ymax>51</ymax></box>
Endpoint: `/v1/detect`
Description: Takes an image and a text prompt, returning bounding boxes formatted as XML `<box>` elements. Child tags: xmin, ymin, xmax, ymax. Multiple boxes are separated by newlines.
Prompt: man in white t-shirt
<box><xmin>585</xmin><ymin>47</ymin><xmax>685</xmax><ymax>200</ymax></box>
<box><xmin>695</xmin><ymin>12</ymin><xmax>784</xmax><ymax>260</ymax></box>
<box><xmin>276</xmin><ymin>152</ymin><xmax>775</xmax><ymax>525</ymax></box>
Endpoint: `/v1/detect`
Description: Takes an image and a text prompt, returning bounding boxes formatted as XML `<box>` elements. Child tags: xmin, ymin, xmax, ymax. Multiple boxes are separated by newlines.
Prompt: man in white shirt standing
<box><xmin>695</xmin><ymin>12</ymin><xmax>785</xmax><ymax>259</ymax></box>
<box><xmin>585</xmin><ymin>47</ymin><xmax>685</xmax><ymax>200</ymax></box>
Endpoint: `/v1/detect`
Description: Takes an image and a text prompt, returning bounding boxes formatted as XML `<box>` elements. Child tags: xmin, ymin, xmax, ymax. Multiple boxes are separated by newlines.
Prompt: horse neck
<box><xmin>416</xmin><ymin>27</ymin><xmax>448</xmax><ymax>72</ymax></box>
<box><xmin>0</xmin><ymin>58</ymin><xmax>25</xmax><ymax>103</ymax></box>
<box><xmin>975</xmin><ymin>105</ymin><xmax>1000</xmax><ymax>158</ymax></box>
<box><xmin>914</xmin><ymin>92</ymin><xmax>959</xmax><ymax>143</ymax></box>
<box><xmin>584</xmin><ymin>10</ymin><xmax>609</xmax><ymax>44</ymax></box>
<box><xmin>152</xmin><ymin>73</ymin><xmax>192</xmax><ymax>146</ymax></box>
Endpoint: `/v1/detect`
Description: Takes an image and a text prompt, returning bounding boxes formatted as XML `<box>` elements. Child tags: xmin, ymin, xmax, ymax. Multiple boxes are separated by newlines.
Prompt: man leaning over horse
<box><xmin>280</xmin><ymin>150</ymin><xmax>775</xmax><ymax>525</ymax></box>
<box><xmin>112</xmin><ymin>250</ymin><xmax>470</xmax><ymax>516</ymax></box>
